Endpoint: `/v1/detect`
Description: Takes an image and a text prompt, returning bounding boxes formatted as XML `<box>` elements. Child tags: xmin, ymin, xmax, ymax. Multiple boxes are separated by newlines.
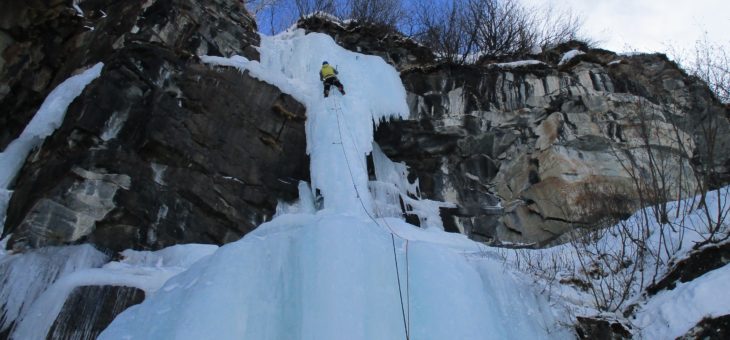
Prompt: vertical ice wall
<box><xmin>203</xmin><ymin>29</ymin><xmax>409</xmax><ymax>215</ymax></box>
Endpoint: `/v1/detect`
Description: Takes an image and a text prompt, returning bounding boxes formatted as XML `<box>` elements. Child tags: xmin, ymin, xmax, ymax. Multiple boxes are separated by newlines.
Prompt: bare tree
<box><xmin>410</xmin><ymin>0</ymin><xmax>470</xmax><ymax>63</ymax></box>
<box><xmin>250</xmin><ymin>0</ymin><xmax>585</xmax><ymax>58</ymax></box>
<box><xmin>690</xmin><ymin>36</ymin><xmax>730</xmax><ymax>103</ymax></box>
<box><xmin>531</xmin><ymin>4</ymin><xmax>584</xmax><ymax>49</ymax></box>
<box><xmin>409</xmin><ymin>0</ymin><xmax>585</xmax><ymax>63</ymax></box>
<box><xmin>690</xmin><ymin>108</ymin><xmax>730</xmax><ymax>247</ymax></box>
<box><xmin>663</xmin><ymin>35</ymin><xmax>730</xmax><ymax>245</ymax></box>
<box><xmin>293</xmin><ymin>0</ymin><xmax>339</xmax><ymax>17</ymax></box>
<box><xmin>348</xmin><ymin>0</ymin><xmax>402</xmax><ymax>27</ymax></box>
<box><xmin>469</xmin><ymin>0</ymin><xmax>535</xmax><ymax>57</ymax></box>
<box><xmin>244</xmin><ymin>0</ymin><xmax>283</xmax><ymax>15</ymax></box>
<box><xmin>244</xmin><ymin>0</ymin><xmax>288</xmax><ymax>34</ymax></box>
<box><xmin>411</xmin><ymin>0</ymin><xmax>534</xmax><ymax>62</ymax></box>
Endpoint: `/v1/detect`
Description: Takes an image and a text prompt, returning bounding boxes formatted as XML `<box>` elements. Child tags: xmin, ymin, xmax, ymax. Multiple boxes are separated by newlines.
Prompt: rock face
<box><xmin>1</xmin><ymin>0</ymin><xmax>308</xmax><ymax>252</ymax></box>
<box><xmin>376</xmin><ymin>51</ymin><xmax>730</xmax><ymax>245</ymax></box>
<box><xmin>0</xmin><ymin>0</ymin><xmax>258</xmax><ymax>152</ymax></box>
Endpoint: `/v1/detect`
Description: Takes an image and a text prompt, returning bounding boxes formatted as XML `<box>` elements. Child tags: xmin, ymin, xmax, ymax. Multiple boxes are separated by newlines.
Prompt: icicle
<box><xmin>370</xmin><ymin>143</ymin><xmax>454</xmax><ymax>229</ymax></box>
<box><xmin>297</xmin><ymin>181</ymin><xmax>317</xmax><ymax>214</ymax></box>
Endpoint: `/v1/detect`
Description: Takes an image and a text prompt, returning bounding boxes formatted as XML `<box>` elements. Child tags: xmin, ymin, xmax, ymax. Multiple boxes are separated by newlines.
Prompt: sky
<box><xmin>253</xmin><ymin>0</ymin><xmax>729</xmax><ymax>63</ymax></box>
<box><xmin>523</xmin><ymin>0</ymin><xmax>730</xmax><ymax>55</ymax></box>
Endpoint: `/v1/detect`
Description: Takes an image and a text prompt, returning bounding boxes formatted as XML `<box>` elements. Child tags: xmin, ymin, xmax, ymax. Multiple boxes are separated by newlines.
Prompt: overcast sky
<box><xmin>523</xmin><ymin>0</ymin><xmax>729</xmax><ymax>55</ymax></box>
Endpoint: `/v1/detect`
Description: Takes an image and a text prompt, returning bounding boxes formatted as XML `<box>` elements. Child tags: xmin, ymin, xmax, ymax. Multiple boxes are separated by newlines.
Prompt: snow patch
<box><xmin>150</xmin><ymin>163</ymin><xmax>167</xmax><ymax>186</ymax></box>
<box><xmin>502</xmin><ymin>186</ymin><xmax>730</xmax><ymax>335</ymax></box>
<box><xmin>492</xmin><ymin>60</ymin><xmax>546</xmax><ymax>69</ymax></box>
<box><xmin>100</xmin><ymin>110</ymin><xmax>128</xmax><ymax>141</ymax></box>
<box><xmin>636</xmin><ymin>263</ymin><xmax>730</xmax><ymax>339</ymax></box>
<box><xmin>200</xmin><ymin>55</ymin><xmax>249</xmax><ymax>71</ymax></box>
<box><xmin>559</xmin><ymin>49</ymin><xmax>586</xmax><ymax>66</ymax></box>
<box><xmin>72</xmin><ymin>2</ymin><xmax>84</xmax><ymax>17</ymax></box>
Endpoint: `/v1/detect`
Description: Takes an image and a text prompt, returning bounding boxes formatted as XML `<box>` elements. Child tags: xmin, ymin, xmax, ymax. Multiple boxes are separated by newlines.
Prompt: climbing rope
<box><xmin>330</xmin><ymin>96</ymin><xmax>411</xmax><ymax>340</ymax></box>
<box><xmin>405</xmin><ymin>239</ymin><xmax>411</xmax><ymax>333</ymax></box>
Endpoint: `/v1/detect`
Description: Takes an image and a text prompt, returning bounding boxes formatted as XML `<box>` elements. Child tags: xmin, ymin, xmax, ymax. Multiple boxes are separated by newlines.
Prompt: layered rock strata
<box><xmin>378</xmin><ymin>54</ymin><xmax>729</xmax><ymax>244</ymax></box>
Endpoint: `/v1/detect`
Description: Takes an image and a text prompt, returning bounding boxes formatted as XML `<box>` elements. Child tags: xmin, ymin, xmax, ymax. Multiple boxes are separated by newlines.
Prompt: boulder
<box><xmin>575</xmin><ymin>316</ymin><xmax>632</xmax><ymax>340</ymax></box>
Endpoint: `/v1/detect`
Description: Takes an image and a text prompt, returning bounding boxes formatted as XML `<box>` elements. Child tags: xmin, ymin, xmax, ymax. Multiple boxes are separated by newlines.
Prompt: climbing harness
<box><xmin>330</xmin><ymin>96</ymin><xmax>411</xmax><ymax>340</ymax></box>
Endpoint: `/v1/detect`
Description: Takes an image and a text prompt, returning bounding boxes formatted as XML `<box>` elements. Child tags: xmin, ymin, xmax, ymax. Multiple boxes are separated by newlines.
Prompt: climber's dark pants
<box><xmin>323</xmin><ymin>77</ymin><xmax>344</xmax><ymax>97</ymax></box>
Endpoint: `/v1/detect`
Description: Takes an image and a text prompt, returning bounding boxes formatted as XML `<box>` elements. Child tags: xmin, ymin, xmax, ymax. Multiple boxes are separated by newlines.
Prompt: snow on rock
<box><xmin>0</xmin><ymin>63</ymin><xmax>103</xmax><ymax>233</ymax></box>
<box><xmin>501</xmin><ymin>186</ymin><xmax>730</xmax><ymax>335</ymax></box>
<box><xmin>559</xmin><ymin>49</ymin><xmax>586</xmax><ymax>66</ymax></box>
<box><xmin>72</xmin><ymin>1</ymin><xmax>84</xmax><ymax>17</ymax></box>
<box><xmin>199</xmin><ymin>55</ymin><xmax>250</xmax><ymax>71</ymax></box>
<box><xmin>301</xmin><ymin>12</ymin><xmax>345</xmax><ymax>26</ymax></box>
<box><xmin>635</xmin><ymin>264</ymin><xmax>730</xmax><ymax>339</ymax></box>
<box><xmin>492</xmin><ymin>60</ymin><xmax>546</xmax><ymax>69</ymax></box>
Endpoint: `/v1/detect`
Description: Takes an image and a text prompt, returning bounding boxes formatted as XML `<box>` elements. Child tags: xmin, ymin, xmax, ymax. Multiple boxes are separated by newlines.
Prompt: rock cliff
<box><xmin>377</xmin><ymin>55</ymin><xmax>729</xmax><ymax>245</ymax></box>
<box><xmin>1</xmin><ymin>0</ymin><xmax>308</xmax><ymax>252</ymax></box>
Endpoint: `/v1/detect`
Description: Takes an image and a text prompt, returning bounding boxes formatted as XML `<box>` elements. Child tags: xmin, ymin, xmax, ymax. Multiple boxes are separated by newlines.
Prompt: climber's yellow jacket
<box><xmin>320</xmin><ymin>64</ymin><xmax>337</xmax><ymax>81</ymax></box>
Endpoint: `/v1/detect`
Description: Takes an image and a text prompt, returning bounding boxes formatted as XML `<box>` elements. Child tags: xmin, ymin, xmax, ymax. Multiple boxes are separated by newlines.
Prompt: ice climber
<box><xmin>319</xmin><ymin>61</ymin><xmax>345</xmax><ymax>97</ymax></box>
